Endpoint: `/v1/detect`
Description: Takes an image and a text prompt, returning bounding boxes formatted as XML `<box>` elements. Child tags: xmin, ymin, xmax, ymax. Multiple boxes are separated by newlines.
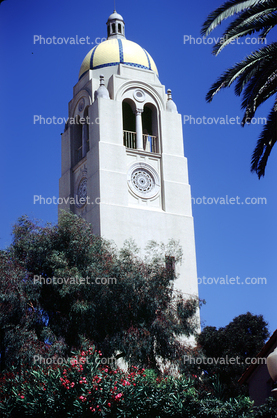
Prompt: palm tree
<box><xmin>202</xmin><ymin>0</ymin><xmax>277</xmax><ymax>178</ymax></box>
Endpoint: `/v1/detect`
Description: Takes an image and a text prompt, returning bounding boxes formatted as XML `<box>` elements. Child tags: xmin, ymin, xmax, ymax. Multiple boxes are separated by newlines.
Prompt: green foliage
<box><xmin>1</xmin><ymin>347</ymin><xmax>276</xmax><ymax>417</ymax></box>
<box><xmin>196</xmin><ymin>312</ymin><xmax>270</xmax><ymax>398</ymax></box>
<box><xmin>0</xmin><ymin>211</ymin><xmax>199</xmax><ymax>372</ymax></box>
<box><xmin>202</xmin><ymin>0</ymin><xmax>277</xmax><ymax>178</ymax></box>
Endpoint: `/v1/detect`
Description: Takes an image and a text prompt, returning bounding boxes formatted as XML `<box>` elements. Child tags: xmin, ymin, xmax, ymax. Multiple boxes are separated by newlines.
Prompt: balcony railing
<box><xmin>123</xmin><ymin>130</ymin><xmax>158</xmax><ymax>153</ymax></box>
<box><xmin>123</xmin><ymin>130</ymin><xmax>136</xmax><ymax>149</ymax></box>
<box><xmin>143</xmin><ymin>134</ymin><xmax>158</xmax><ymax>153</ymax></box>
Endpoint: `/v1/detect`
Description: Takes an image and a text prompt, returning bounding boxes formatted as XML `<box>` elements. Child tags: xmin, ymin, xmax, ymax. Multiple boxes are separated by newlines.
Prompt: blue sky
<box><xmin>1</xmin><ymin>0</ymin><xmax>276</xmax><ymax>336</ymax></box>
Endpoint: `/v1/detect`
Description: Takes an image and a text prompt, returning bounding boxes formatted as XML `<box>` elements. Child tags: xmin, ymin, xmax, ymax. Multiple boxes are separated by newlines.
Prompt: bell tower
<box><xmin>59</xmin><ymin>11</ymin><xmax>199</xmax><ymax>304</ymax></box>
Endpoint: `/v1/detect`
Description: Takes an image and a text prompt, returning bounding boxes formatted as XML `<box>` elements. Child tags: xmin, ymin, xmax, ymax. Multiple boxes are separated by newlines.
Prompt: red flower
<box><xmin>115</xmin><ymin>393</ymin><xmax>123</xmax><ymax>400</ymax></box>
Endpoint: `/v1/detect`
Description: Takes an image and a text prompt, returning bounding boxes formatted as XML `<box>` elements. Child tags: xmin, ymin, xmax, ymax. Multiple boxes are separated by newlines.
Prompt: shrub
<box><xmin>0</xmin><ymin>346</ymin><xmax>276</xmax><ymax>417</ymax></box>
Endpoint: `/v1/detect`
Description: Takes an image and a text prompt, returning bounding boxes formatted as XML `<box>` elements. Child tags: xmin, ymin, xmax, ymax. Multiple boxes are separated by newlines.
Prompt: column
<box><xmin>135</xmin><ymin>109</ymin><xmax>143</xmax><ymax>150</ymax></box>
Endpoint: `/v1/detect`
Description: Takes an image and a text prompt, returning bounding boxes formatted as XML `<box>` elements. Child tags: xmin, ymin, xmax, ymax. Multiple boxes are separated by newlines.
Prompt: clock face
<box><xmin>127</xmin><ymin>163</ymin><xmax>160</xmax><ymax>199</ymax></box>
<box><xmin>131</xmin><ymin>168</ymin><xmax>154</xmax><ymax>194</ymax></box>
<box><xmin>76</xmin><ymin>177</ymin><xmax>87</xmax><ymax>207</ymax></box>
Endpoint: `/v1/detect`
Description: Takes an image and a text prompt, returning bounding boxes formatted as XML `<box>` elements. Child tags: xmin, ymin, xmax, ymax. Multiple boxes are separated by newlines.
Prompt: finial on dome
<box><xmin>166</xmin><ymin>89</ymin><xmax>178</xmax><ymax>113</ymax></box>
<box><xmin>94</xmin><ymin>75</ymin><xmax>110</xmax><ymax>100</ymax></box>
<box><xmin>100</xmin><ymin>74</ymin><xmax>105</xmax><ymax>86</ymax></box>
<box><xmin>106</xmin><ymin>10</ymin><xmax>125</xmax><ymax>39</ymax></box>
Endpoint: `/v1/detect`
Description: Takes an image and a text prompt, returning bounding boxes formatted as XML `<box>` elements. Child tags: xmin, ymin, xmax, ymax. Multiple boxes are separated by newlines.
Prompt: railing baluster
<box><xmin>123</xmin><ymin>130</ymin><xmax>158</xmax><ymax>153</ymax></box>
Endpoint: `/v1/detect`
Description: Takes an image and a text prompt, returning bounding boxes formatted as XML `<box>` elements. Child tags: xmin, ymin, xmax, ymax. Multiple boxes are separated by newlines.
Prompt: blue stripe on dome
<box><xmin>90</xmin><ymin>62</ymin><xmax>153</xmax><ymax>72</ymax></box>
<box><xmin>89</xmin><ymin>45</ymin><xmax>97</xmax><ymax>70</ymax></box>
<box><xmin>143</xmin><ymin>49</ymin><xmax>151</xmax><ymax>70</ymax></box>
<box><xmin>118</xmin><ymin>39</ymin><xmax>124</xmax><ymax>63</ymax></box>
<box><xmin>124</xmin><ymin>62</ymin><xmax>151</xmax><ymax>70</ymax></box>
<box><xmin>92</xmin><ymin>62</ymin><xmax>120</xmax><ymax>70</ymax></box>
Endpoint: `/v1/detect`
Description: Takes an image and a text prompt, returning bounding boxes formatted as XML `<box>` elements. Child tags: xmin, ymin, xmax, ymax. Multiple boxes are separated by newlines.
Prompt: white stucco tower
<box><xmin>59</xmin><ymin>11</ymin><xmax>199</xmax><ymax>303</ymax></box>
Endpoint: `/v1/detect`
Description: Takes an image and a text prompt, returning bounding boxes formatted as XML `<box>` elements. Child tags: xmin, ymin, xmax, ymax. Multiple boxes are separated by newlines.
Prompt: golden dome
<box><xmin>79</xmin><ymin>38</ymin><xmax>158</xmax><ymax>80</ymax></box>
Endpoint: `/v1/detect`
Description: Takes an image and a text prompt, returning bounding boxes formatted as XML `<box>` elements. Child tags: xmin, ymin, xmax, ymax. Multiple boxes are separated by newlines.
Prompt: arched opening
<box><xmin>83</xmin><ymin>107</ymin><xmax>89</xmax><ymax>154</ymax></box>
<box><xmin>112</xmin><ymin>23</ymin><xmax>116</xmax><ymax>33</ymax></box>
<box><xmin>118</xmin><ymin>23</ymin><xmax>122</xmax><ymax>33</ymax></box>
<box><xmin>142</xmin><ymin>103</ymin><xmax>159</xmax><ymax>153</ymax></box>
<box><xmin>122</xmin><ymin>97</ymin><xmax>159</xmax><ymax>153</ymax></box>
<box><xmin>122</xmin><ymin>99</ymin><xmax>136</xmax><ymax>149</ymax></box>
<box><xmin>73</xmin><ymin>115</ymin><xmax>83</xmax><ymax>166</ymax></box>
<box><xmin>72</xmin><ymin>109</ymin><xmax>90</xmax><ymax>166</ymax></box>
<box><xmin>142</xmin><ymin>106</ymin><xmax>153</xmax><ymax>135</ymax></box>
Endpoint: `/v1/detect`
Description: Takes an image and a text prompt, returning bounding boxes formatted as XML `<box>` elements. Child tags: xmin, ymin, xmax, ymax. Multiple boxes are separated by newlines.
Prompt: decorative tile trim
<box><xmin>118</xmin><ymin>39</ymin><xmax>124</xmax><ymax>63</ymax></box>
<box><xmin>89</xmin><ymin>46</ymin><xmax>97</xmax><ymax>70</ymax></box>
<box><xmin>143</xmin><ymin>49</ymin><xmax>151</xmax><ymax>70</ymax></box>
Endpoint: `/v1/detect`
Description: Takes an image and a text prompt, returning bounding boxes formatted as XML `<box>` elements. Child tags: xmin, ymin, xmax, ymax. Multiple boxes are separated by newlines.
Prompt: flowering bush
<box><xmin>0</xmin><ymin>346</ymin><xmax>276</xmax><ymax>417</ymax></box>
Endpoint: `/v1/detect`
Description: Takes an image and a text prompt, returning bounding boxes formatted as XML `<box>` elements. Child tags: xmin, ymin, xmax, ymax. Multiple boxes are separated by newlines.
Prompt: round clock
<box><xmin>131</xmin><ymin>168</ymin><xmax>154</xmax><ymax>194</ymax></box>
<box><xmin>76</xmin><ymin>177</ymin><xmax>87</xmax><ymax>207</ymax></box>
<box><xmin>127</xmin><ymin>163</ymin><xmax>160</xmax><ymax>199</ymax></box>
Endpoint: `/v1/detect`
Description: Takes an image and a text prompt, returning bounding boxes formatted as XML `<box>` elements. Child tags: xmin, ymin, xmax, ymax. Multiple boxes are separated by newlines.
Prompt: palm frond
<box><xmin>234</xmin><ymin>66</ymin><xmax>262</xmax><ymax>96</ymax></box>
<box><xmin>234</xmin><ymin>43</ymin><xmax>277</xmax><ymax>96</ymax></box>
<box><xmin>206</xmin><ymin>44</ymin><xmax>274</xmax><ymax>102</ymax></box>
<box><xmin>260</xmin><ymin>25</ymin><xmax>275</xmax><ymax>38</ymax></box>
<box><xmin>251</xmin><ymin>101</ymin><xmax>277</xmax><ymax>178</ymax></box>
<box><xmin>212</xmin><ymin>8</ymin><xmax>277</xmax><ymax>54</ymax></box>
<box><xmin>220</xmin><ymin>0</ymin><xmax>277</xmax><ymax>33</ymax></box>
<box><xmin>201</xmin><ymin>0</ymin><xmax>269</xmax><ymax>36</ymax></box>
<box><xmin>203</xmin><ymin>0</ymin><xmax>277</xmax><ymax>177</ymax></box>
<box><xmin>213</xmin><ymin>29</ymin><xmax>257</xmax><ymax>55</ymax></box>
<box><xmin>241</xmin><ymin>67</ymin><xmax>277</xmax><ymax>122</ymax></box>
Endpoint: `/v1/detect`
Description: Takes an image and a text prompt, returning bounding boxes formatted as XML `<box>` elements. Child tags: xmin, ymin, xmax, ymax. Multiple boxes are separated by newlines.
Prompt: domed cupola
<box><xmin>106</xmin><ymin>10</ymin><xmax>125</xmax><ymax>39</ymax></box>
<box><xmin>78</xmin><ymin>11</ymin><xmax>158</xmax><ymax>80</ymax></box>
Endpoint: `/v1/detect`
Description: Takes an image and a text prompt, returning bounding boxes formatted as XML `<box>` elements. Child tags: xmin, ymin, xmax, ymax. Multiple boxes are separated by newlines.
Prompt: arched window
<box><xmin>122</xmin><ymin>99</ymin><xmax>136</xmax><ymax>149</ymax></box>
<box><xmin>72</xmin><ymin>110</ymin><xmax>90</xmax><ymax>166</ymax></box>
<box><xmin>118</xmin><ymin>24</ymin><xmax>122</xmax><ymax>33</ymax></box>
<box><xmin>142</xmin><ymin>104</ymin><xmax>159</xmax><ymax>153</ymax></box>
<box><xmin>122</xmin><ymin>98</ymin><xmax>159</xmax><ymax>153</ymax></box>
<box><xmin>112</xmin><ymin>23</ymin><xmax>116</xmax><ymax>33</ymax></box>
<box><xmin>83</xmin><ymin>107</ymin><xmax>89</xmax><ymax>154</ymax></box>
<box><xmin>73</xmin><ymin>115</ymin><xmax>83</xmax><ymax>165</ymax></box>
<box><xmin>142</xmin><ymin>106</ymin><xmax>153</xmax><ymax>135</ymax></box>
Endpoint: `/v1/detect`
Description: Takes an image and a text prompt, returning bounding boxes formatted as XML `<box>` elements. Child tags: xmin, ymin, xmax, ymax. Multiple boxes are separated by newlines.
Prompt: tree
<box><xmin>0</xmin><ymin>211</ymin><xmax>199</xmax><ymax>372</ymax></box>
<box><xmin>202</xmin><ymin>0</ymin><xmax>277</xmax><ymax>178</ymax></box>
<box><xmin>196</xmin><ymin>312</ymin><xmax>270</xmax><ymax>398</ymax></box>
